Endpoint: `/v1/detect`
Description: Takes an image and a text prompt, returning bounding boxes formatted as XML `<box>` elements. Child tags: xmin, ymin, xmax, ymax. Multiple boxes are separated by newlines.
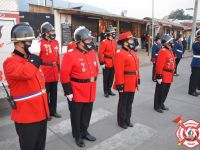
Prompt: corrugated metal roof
<box><xmin>0</xmin><ymin>0</ymin><xmax>18</xmax><ymax>12</ymax></box>
<box><xmin>55</xmin><ymin>7</ymin><xmax>145</xmax><ymax>23</ymax></box>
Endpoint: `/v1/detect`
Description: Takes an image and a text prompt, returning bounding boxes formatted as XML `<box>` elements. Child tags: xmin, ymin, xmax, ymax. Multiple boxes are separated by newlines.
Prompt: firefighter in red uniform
<box><xmin>40</xmin><ymin>22</ymin><xmax>61</xmax><ymax>119</ymax></box>
<box><xmin>3</xmin><ymin>23</ymin><xmax>49</xmax><ymax>150</ymax></box>
<box><xmin>67</xmin><ymin>39</ymin><xmax>76</xmax><ymax>52</ymax></box>
<box><xmin>98</xmin><ymin>25</ymin><xmax>117</xmax><ymax>98</ymax></box>
<box><xmin>154</xmin><ymin>34</ymin><xmax>176</xmax><ymax>113</ymax></box>
<box><xmin>60</xmin><ymin>26</ymin><xmax>98</xmax><ymax>147</ymax></box>
<box><xmin>113</xmin><ymin>31</ymin><xmax>140</xmax><ymax>129</ymax></box>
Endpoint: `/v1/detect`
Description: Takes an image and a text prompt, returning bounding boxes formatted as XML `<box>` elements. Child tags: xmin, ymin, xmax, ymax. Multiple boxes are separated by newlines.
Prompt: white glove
<box><xmin>101</xmin><ymin>64</ymin><xmax>105</xmax><ymax>69</ymax></box>
<box><xmin>66</xmin><ymin>94</ymin><xmax>73</xmax><ymax>101</ymax></box>
<box><xmin>157</xmin><ymin>79</ymin><xmax>162</xmax><ymax>84</ymax></box>
<box><xmin>28</xmin><ymin>40</ymin><xmax>41</xmax><ymax>55</ymax></box>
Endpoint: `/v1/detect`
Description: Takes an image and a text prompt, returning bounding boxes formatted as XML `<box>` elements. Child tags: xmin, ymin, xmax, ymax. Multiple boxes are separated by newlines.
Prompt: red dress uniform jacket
<box><xmin>156</xmin><ymin>48</ymin><xmax>176</xmax><ymax>83</ymax></box>
<box><xmin>60</xmin><ymin>49</ymin><xmax>98</xmax><ymax>103</ymax></box>
<box><xmin>98</xmin><ymin>39</ymin><xmax>117</xmax><ymax>68</ymax></box>
<box><xmin>3</xmin><ymin>53</ymin><xmax>50</xmax><ymax>123</ymax></box>
<box><xmin>40</xmin><ymin>39</ymin><xmax>60</xmax><ymax>82</ymax></box>
<box><xmin>113</xmin><ymin>49</ymin><xmax>140</xmax><ymax>92</ymax></box>
<box><xmin>67</xmin><ymin>41</ymin><xmax>77</xmax><ymax>52</ymax></box>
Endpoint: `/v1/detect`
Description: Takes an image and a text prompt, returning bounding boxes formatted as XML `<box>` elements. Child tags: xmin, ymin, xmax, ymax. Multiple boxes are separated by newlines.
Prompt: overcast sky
<box><xmin>68</xmin><ymin>0</ymin><xmax>200</xmax><ymax>20</ymax></box>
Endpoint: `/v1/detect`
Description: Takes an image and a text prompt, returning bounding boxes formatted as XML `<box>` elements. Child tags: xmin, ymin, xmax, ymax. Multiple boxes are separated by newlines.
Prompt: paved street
<box><xmin>0</xmin><ymin>50</ymin><xmax>200</xmax><ymax>150</ymax></box>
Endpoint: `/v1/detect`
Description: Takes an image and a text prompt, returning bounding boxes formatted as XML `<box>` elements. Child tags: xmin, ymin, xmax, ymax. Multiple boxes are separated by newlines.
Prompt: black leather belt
<box><xmin>71</xmin><ymin>77</ymin><xmax>97</xmax><ymax>83</ymax></box>
<box><xmin>42</xmin><ymin>62</ymin><xmax>56</xmax><ymax>66</ymax></box>
<box><xmin>104</xmin><ymin>55</ymin><xmax>113</xmax><ymax>59</ymax></box>
<box><xmin>124</xmin><ymin>71</ymin><xmax>137</xmax><ymax>75</ymax></box>
<box><xmin>163</xmin><ymin>69</ymin><xmax>174</xmax><ymax>73</ymax></box>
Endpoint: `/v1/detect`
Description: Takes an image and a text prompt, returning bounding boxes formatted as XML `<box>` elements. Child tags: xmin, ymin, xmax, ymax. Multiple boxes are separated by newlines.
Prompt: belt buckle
<box><xmin>90</xmin><ymin>77</ymin><xmax>95</xmax><ymax>82</ymax></box>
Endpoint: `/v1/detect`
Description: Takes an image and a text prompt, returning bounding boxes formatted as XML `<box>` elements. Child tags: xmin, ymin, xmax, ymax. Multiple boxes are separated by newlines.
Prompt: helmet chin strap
<box><xmin>164</xmin><ymin>43</ymin><xmax>171</xmax><ymax>49</ymax></box>
<box><xmin>77</xmin><ymin>43</ymin><xmax>88</xmax><ymax>52</ymax></box>
<box><xmin>42</xmin><ymin>33</ymin><xmax>51</xmax><ymax>41</ymax></box>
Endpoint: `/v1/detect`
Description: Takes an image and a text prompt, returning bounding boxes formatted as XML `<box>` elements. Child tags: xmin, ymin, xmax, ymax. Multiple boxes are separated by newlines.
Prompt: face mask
<box><xmin>112</xmin><ymin>33</ymin><xmax>116</xmax><ymax>39</ymax></box>
<box><xmin>49</xmin><ymin>33</ymin><xmax>56</xmax><ymax>40</ymax></box>
<box><xmin>83</xmin><ymin>41</ymin><xmax>95</xmax><ymax>51</ymax></box>
<box><xmin>23</xmin><ymin>42</ymin><xmax>31</xmax><ymax>55</ymax></box>
<box><xmin>128</xmin><ymin>42</ymin><xmax>135</xmax><ymax>50</ymax></box>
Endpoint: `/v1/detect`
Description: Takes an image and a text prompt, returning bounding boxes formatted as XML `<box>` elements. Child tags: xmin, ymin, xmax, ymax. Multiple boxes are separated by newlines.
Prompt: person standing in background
<box><xmin>98</xmin><ymin>25</ymin><xmax>117</xmax><ymax>98</ymax></box>
<box><xmin>151</xmin><ymin>37</ymin><xmax>162</xmax><ymax>81</ymax></box>
<box><xmin>188</xmin><ymin>35</ymin><xmax>191</xmax><ymax>50</ymax></box>
<box><xmin>188</xmin><ymin>29</ymin><xmax>200</xmax><ymax>97</ymax></box>
<box><xmin>113</xmin><ymin>31</ymin><xmax>140</xmax><ymax>129</ymax></box>
<box><xmin>182</xmin><ymin>37</ymin><xmax>187</xmax><ymax>52</ymax></box>
<box><xmin>173</xmin><ymin>34</ymin><xmax>184</xmax><ymax>76</ymax></box>
<box><xmin>40</xmin><ymin>22</ymin><xmax>61</xmax><ymax>120</ymax></box>
<box><xmin>67</xmin><ymin>39</ymin><xmax>76</xmax><ymax>52</ymax></box>
<box><xmin>154</xmin><ymin>35</ymin><xmax>176</xmax><ymax>113</ymax></box>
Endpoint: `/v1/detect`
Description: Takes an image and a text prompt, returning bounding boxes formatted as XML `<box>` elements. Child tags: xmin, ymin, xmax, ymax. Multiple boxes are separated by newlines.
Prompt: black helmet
<box><xmin>11</xmin><ymin>23</ymin><xmax>35</xmax><ymax>42</ymax></box>
<box><xmin>74</xmin><ymin>26</ymin><xmax>94</xmax><ymax>42</ymax></box>
<box><xmin>105</xmin><ymin>25</ymin><xmax>115</xmax><ymax>33</ymax></box>
<box><xmin>40</xmin><ymin>22</ymin><xmax>55</xmax><ymax>35</ymax></box>
<box><xmin>161</xmin><ymin>34</ymin><xmax>173</xmax><ymax>44</ymax></box>
<box><xmin>196</xmin><ymin>29</ymin><xmax>200</xmax><ymax>38</ymax></box>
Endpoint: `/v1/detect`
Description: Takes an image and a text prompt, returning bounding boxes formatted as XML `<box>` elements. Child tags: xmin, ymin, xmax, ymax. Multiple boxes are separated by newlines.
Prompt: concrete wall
<box><xmin>54</xmin><ymin>9</ymin><xmax>63</xmax><ymax>54</ymax></box>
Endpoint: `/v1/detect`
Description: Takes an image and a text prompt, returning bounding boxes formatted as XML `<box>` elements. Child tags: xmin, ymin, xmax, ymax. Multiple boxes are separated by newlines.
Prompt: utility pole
<box><xmin>190</xmin><ymin>0</ymin><xmax>198</xmax><ymax>50</ymax></box>
<box><xmin>148</xmin><ymin>0</ymin><xmax>155</xmax><ymax>56</ymax></box>
<box><xmin>51</xmin><ymin>0</ymin><xmax>54</xmax><ymax>14</ymax></box>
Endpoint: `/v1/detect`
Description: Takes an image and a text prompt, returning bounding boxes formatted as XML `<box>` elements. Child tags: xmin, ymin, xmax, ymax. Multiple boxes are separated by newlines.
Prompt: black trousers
<box><xmin>154</xmin><ymin>82</ymin><xmax>171</xmax><ymax>110</ymax></box>
<box><xmin>174</xmin><ymin>58</ymin><xmax>181</xmax><ymax>74</ymax></box>
<box><xmin>45</xmin><ymin>82</ymin><xmax>58</xmax><ymax>114</ymax></box>
<box><xmin>103</xmin><ymin>67</ymin><xmax>114</xmax><ymax>94</ymax></box>
<box><xmin>117</xmin><ymin>92</ymin><xmax>135</xmax><ymax>126</ymax></box>
<box><xmin>15</xmin><ymin>120</ymin><xmax>47</xmax><ymax>150</ymax></box>
<box><xmin>189</xmin><ymin>67</ymin><xmax>200</xmax><ymax>93</ymax></box>
<box><xmin>145</xmin><ymin>43</ymin><xmax>149</xmax><ymax>52</ymax></box>
<box><xmin>152</xmin><ymin>63</ymin><xmax>156</xmax><ymax>81</ymax></box>
<box><xmin>71</xmin><ymin>102</ymin><xmax>93</xmax><ymax>138</ymax></box>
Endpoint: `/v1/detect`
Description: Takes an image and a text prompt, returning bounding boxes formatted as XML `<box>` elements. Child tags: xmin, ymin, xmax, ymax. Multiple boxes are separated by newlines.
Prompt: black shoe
<box><xmin>75</xmin><ymin>137</ymin><xmax>85</xmax><ymax>147</ymax></box>
<box><xmin>127</xmin><ymin>122</ymin><xmax>134</xmax><ymax>127</ymax></box>
<box><xmin>47</xmin><ymin>116</ymin><xmax>52</xmax><ymax>121</ymax></box>
<box><xmin>104</xmin><ymin>93</ymin><xmax>109</xmax><ymax>98</ymax></box>
<box><xmin>188</xmin><ymin>91</ymin><xmax>199</xmax><ymax>97</ymax></box>
<box><xmin>108</xmin><ymin>91</ymin><xmax>116</xmax><ymax>96</ymax></box>
<box><xmin>119</xmin><ymin>124</ymin><xmax>128</xmax><ymax>129</ymax></box>
<box><xmin>83</xmin><ymin>133</ymin><xmax>96</xmax><ymax>141</ymax></box>
<box><xmin>51</xmin><ymin>112</ymin><xmax>62</xmax><ymax>118</ymax></box>
<box><xmin>154</xmin><ymin>108</ymin><xmax>163</xmax><ymax>113</ymax></box>
<box><xmin>161</xmin><ymin>106</ymin><xmax>169</xmax><ymax>111</ymax></box>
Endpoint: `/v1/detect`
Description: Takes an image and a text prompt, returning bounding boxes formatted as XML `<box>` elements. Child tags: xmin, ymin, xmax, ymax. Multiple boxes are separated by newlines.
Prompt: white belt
<box><xmin>193</xmin><ymin>55</ymin><xmax>200</xmax><ymax>58</ymax></box>
<box><xmin>13</xmin><ymin>89</ymin><xmax>46</xmax><ymax>102</ymax></box>
<box><xmin>177</xmin><ymin>49</ymin><xmax>183</xmax><ymax>53</ymax></box>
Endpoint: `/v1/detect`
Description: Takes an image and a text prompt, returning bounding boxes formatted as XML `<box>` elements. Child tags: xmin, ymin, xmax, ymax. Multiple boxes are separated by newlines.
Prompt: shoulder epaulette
<box><xmin>116</xmin><ymin>49</ymin><xmax>120</xmax><ymax>53</ymax></box>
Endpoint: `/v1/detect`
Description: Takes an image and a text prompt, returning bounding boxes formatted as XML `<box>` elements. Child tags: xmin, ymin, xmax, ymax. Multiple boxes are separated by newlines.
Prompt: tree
<box><xmin>168</xmin><ymin>9</ymin><xmax>193</xmax><ymax>20</ymax></box>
